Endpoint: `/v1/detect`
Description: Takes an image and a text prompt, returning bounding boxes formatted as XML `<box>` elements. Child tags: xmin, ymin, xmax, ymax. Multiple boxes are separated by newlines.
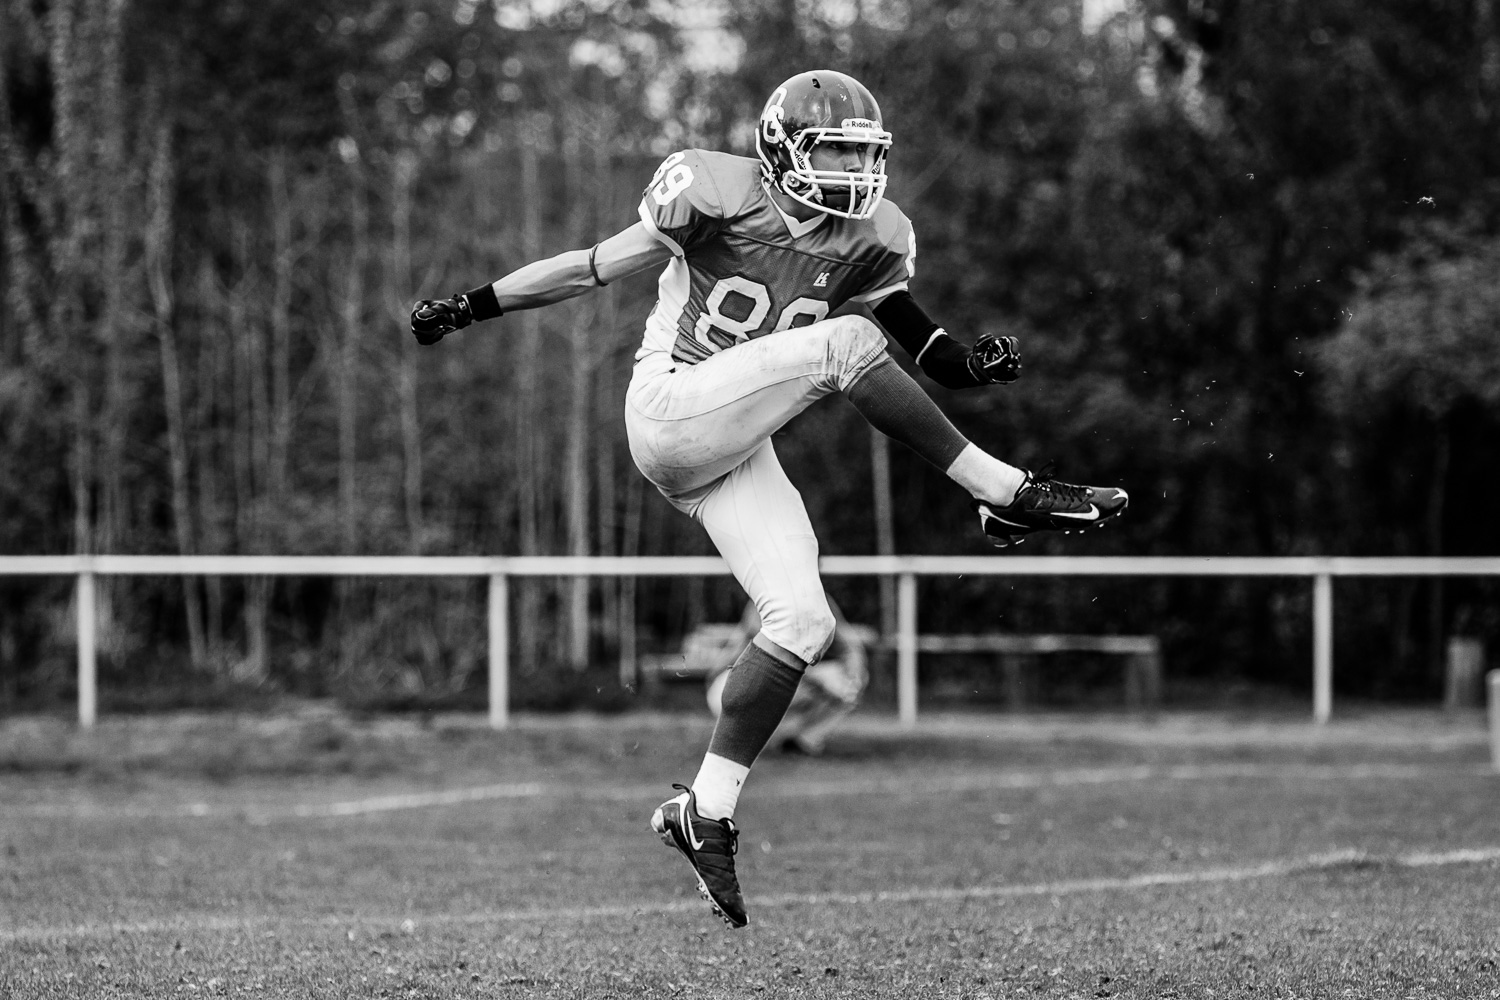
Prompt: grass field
<box><xmin>2</xmin><ymin>706</ymin><xmax>1498</xmax><ymax>998</ymax></box>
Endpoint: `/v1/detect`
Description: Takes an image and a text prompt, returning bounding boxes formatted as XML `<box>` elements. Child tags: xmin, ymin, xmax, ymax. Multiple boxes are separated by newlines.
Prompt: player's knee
<box><xmin>829</xmin><ymin>314</ymin><xmax>885</xmax><ymax>354</ymax></box>
<box><xmin>804</xmin><ymin>605</ymin><xmax>837</xmax><ymax>661</ymax></box>
<box><xmin>821</xmin><ymin>314</ymin><xmax>889</xmax><ymax>390</ymax></box>
<box><xmin>760</xmin><ymin>602</ymin><xmax>836</xmax><ymax>666</ymax></box>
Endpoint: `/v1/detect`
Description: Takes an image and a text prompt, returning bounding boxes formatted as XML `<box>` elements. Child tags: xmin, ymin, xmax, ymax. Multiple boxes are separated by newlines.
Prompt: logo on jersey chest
<box><xmin>813</xmin><ymin>272</ymin><xmax>830</xmax><ymax>288</ymax></box>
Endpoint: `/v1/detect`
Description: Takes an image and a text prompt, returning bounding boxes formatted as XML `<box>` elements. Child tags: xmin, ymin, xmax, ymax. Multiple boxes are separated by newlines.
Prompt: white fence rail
<box><xmin>3</xmin><ymin>555</ymin><xmax>1498</xmax><ymax>729</ymax></box>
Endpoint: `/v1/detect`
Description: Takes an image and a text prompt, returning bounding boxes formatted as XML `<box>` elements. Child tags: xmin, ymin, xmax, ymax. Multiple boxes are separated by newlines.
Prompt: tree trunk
<box><xmin>228</xmin><ymin>211</ymin><xmax>270</xmax><ymax>684</ymax></box>
<box><xmin>619</xmin><ymin>473</ymin><xmax>643</xmax><ymax>689</ymax></box>
<box><xmin>242</xmin><ymin>577</ymin><xmax>271</xmax><ymax>684</ymax></box>
<box><xmin>339</xmin><ymin>153</ymin><xmax>367</xmax><ymax>553</ymax></box>
<box><xmin>334</xmin><ymin>137</ymin><xmax>369</xmax><ymax>685</ymax></box>
<box><xmin>195</xmin><ymin>257</ymin><xmax>226</xmax><ymax>669</ymax></box>
<box><xmin>70</xmin><ymin>384</ymin><xmax>93</xmax><ymax>553</ymax></box>
<box><xmin>596</xmin><ymin>419</ymin><xmax>618</xmax><ymax>643</ymax></box>
<box><xmin>145</xmin><ymin>111</ymin><xmax>207</xmax><ymax>670</ymax></box>
<box><xmin>267</xmin><ymin>149</ymin><xmax>294</xmax><ymax>504</ymax></box>
<box><xmin>48</xmin><ymin>0</ymin><xmax>96</xmax><ymax>563</ymax></box>
<box><xmin>92</xmin><ymin>0</ymin><xmax>128</xmax><ymax>665</ymax></box>
<box><xmin>97</xmin><ymin>0</ymin><xmax>128</xmax><ymax>556</ymax></box>
<box><xmin>390</xmin><ymin>149</ymin><xmax>425</xmax><ymax>552</ymax></box>
<box><xmin>227</xmin><ymin>215</ymin><xmax>254</xmax><ymax>535</ymax></box>
<box><xmin>594</xmin><ymin>140</ymin><xmax>620</xmax><ymax>667</ymax></box>
<box><xmin>563</xmin><ymin>115</ymin><xmax>592</xmax><ymax>671</ymax></box>
<box><xmin>1425</xmin><ymin>418</ymin><xmax>1451</xmax><ymax>682</ymax></box>
<box><xmin>870</xmin><ymin>428</ymin><xmax>898</xmax><ymax>640</ymax></box>
<box><xmin>0</xmin><ymin>7</ymin><xmax>49</xmax><ymax>350</ymax></box>
<box><xmin>515</xmin><ymin>117</ymin><xmax>543</xmax><ymax>672</ymax></box>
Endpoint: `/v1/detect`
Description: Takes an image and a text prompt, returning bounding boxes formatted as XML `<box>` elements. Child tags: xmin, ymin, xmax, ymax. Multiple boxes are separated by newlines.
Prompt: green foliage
<box><xmin>1320</xmin><ymin>222</ymin><xmax>1500</xmax><ymax>417</ymax></box>
<box><xmin>2</xmin><ymin>0</ymin><xmax>1499</xmax><ymax>710</ymax></box>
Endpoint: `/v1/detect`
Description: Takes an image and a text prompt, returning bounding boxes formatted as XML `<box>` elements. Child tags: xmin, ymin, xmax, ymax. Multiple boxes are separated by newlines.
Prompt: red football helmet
<box><xmin>755</xmin><ymin>70</ymin><xmax>892</xmax><ymax>221</ymax></box>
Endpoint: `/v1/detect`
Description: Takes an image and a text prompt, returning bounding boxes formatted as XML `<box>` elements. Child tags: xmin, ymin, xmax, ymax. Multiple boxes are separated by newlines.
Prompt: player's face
<box><xmin>808</xmin><ymin>140</ymin><xmax>870</xmax><ymax>174</ymax></box>
<box><xmin>805</xmin><ymin>139</ymin><xmax>883</xmax><ymax>213</ymax></box>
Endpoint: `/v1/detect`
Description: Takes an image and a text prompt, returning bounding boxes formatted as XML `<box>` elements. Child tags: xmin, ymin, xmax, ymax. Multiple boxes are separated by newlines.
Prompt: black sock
<box><xmin>706</xmin><ymin>641</ymin><xmax>805</xmax><ymax>767</ymax></box>
<box><xmin>845</xmin><ymin>356</ymin><xmax>970</xmax><ymax>470</ymax></box>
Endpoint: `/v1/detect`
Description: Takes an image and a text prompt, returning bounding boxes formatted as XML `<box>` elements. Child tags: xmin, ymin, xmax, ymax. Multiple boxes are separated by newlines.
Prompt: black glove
<box><xmin>967</xmin><ymin>334</ymin><xmax>1021</xmax><ymax>384</ymax></box>
<box><xmin>410</xmin><ymin>295</ymin><xmax>473</xmax><ymax>346</ymax></box>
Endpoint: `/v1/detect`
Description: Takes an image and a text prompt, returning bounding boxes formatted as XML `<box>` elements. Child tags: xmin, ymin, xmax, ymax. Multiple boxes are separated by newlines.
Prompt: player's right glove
<box><xmin>967</xmin><ymin>334</ymin><xmax>1021</xmax><ymax>384</ymax></box>
<box><xmin>410</xmin><ymin>295</ymin><xmax>473</xmax><ymax>346</ymax></box>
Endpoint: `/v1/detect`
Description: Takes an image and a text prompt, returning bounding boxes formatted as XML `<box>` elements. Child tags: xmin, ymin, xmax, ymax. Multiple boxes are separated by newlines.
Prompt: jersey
<box><xmin>635</xmin><ymin>149</ymin><xmax>916</xmax><ymax>365</ymax></box>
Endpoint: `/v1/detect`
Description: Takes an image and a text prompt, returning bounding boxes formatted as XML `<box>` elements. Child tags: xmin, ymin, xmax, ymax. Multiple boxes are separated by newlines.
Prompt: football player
<box><xmin>411</xmin><ymin>69</ymin><xmax>1128</xmax><ymax>928</ymax></box>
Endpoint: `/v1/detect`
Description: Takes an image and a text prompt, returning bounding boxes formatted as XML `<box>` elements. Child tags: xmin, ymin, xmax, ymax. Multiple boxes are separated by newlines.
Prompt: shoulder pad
<box><xmin>687</xmin><ymin>151</ymin><xmax>764</xmax><ymax>218</ymax></box>
<box><xmin>644</xmin><ymin>150</ymin><xmax>761</xmax><ymax>217</ymax></box>
<box><xmin>644</xmin><ymin>149</ymin><xmax>724</xmax><ymax>220</ymax></box>
<box><xmin>870</xmin><ymin>198</ymin><xmax>912</xmax><ymax>251</ymax></box>
<box><xmin>641</xmin><ymin>149</ymin><xmax>761</xmax><ymax>255</ymax></box>
<box><xmin>645</xmin><ymin>149</ymin><xmax>761</xmax><ymax>220</ymax></box>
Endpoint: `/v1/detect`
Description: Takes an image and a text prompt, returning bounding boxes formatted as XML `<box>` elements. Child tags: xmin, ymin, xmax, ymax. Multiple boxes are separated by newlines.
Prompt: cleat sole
<box><xmin>696</xmin><ymin>877</ymin><xmax>740</xmax><ymax>928</ymax></box>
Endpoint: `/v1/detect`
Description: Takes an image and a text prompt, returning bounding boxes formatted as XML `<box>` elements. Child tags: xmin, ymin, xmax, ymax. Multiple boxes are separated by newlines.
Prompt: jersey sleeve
<box><xmin>849</xmin><ymin>205</ymin><xmax>917</xmax><ymax>304</ymax></box>
<box><xmin>637</xmin><ymin>150</ymin><xmax>726</xmax><ymax>257</ymax></box>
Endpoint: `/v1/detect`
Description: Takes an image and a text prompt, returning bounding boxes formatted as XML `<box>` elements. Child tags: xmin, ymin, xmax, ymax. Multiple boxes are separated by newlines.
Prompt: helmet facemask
<box><xmin>757</xmin><ymin>87</ymin><xmax>892</xmax><ymax>221</ymax></box>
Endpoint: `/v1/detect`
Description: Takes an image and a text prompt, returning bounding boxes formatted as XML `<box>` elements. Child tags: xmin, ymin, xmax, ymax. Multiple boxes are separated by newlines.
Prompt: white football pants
<box><xmin>624</xmin><ymin>315</ymin><xmax>888</xmax><ymax>664</ymax></box>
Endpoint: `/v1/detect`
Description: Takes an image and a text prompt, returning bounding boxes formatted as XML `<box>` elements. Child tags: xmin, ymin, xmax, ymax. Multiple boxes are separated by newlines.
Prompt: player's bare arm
<box><xmin>408</xmin><ymin>222</ymin><xmax>672</xmax><ymax>345</ymax></box>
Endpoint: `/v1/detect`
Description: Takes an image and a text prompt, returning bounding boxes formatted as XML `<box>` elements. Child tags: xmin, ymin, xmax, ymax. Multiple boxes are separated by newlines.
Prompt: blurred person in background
<box><xmin>705</xmin><ymin>595</ymin><xmax>868</xmax><ymax>758</ymax></box>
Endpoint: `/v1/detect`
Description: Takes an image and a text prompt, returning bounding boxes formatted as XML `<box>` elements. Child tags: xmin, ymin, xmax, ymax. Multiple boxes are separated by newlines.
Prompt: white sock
<box><xmin>690</xmin><ymin>752</ymin><xmax>751</xmax><ymax>821</ymax></box>
<box><xmin>945</xmin><ymin>443</ymin><xmax>1026</xmax><ymax>506</ymax></box>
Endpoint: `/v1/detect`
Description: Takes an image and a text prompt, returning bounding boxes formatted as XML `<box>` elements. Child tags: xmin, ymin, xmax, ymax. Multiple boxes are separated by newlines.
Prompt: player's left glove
<box><xmin>410</xmin><ymin>295</ymin><xmax>473</xmax><ymax>346</ymax></box>
<box><xmin>967</xmin><ymin>334</ymin><xmax>1021</xmax><ymax>384</ymax></box>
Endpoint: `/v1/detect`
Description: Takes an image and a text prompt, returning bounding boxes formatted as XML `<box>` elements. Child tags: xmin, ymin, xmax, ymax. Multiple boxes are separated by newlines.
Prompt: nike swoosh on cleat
<box><xmin>1053</xmin><ymin>506</ymin><xmax>1101</xmax><ymax>521</ymax></box>
<box><xmin>682</xmin><ymin>804</ymin><xmax>706</xmax><ymax>852</ymax></box>
<box><xmin>981</xmin><ymin>510</ymin><xmax>1029</xmax><ymax>529</ymax></box>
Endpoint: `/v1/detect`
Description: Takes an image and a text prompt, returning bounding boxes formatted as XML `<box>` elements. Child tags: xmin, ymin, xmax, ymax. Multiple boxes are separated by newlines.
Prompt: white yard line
<box><xmin>3</xmin><ymin>845</ymin><xmax>1497</xmax><ymax>944</ymax></box>
<box><xmin>4</xmin><ymin>762</ymin><xmax>1486</xmax><ymax>822</ymax></box>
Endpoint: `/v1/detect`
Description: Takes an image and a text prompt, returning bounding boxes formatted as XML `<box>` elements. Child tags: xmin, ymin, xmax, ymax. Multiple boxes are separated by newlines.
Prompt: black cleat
<box><xmin>974</xmin><ymin>466</ymin><xmax>1128</xmax><ymax>548</ymax></box>
<box><xmin>650</xmin><ymin>784</ymin><xmax>747</xmax><ymax>928</ymax></box>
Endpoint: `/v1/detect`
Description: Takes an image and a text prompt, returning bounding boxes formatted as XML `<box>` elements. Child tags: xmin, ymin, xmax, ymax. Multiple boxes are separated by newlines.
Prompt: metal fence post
<box><xmin>488</xmin><ymin>571</ymin><xmax>510</xmax><ymax>729</ymax></box>
<box><xmin>77</xmin><ymin>569</ymin><xmax>97</xmax><ymax>728</ymax></box>
<box><xmin>897</xmin><ymin>571</ymin><xmax>917</xmax><ymax>728</ymax></box>
<box><xmin>1488</xmin><ymin>670</ymin><xmax>1500</xmax><ymax>772</ymax></box>
<box><xmin>1313</xmin><ymin>572</ymin><xmax>1333</xmax><ymax>724</ymax></box>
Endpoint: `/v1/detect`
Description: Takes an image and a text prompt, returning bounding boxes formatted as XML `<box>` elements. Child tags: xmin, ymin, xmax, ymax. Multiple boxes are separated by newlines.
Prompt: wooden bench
<box><xmin>641</xmin><ymin>625</ymin><xmax>1162</xmax><ymax>711</ymax></box>
<box><xmin>641</xmin><ymin>622</ymin><xmax>883</xmax><ymax>682</ymax></box>
<box><xmin>640</xmin><ymin>624</ymin><xmax>744</xmax><ymax>681</ymax></box>
<box><xmin>909</xmin><ymin>633</ymin><xmax>1163</xmax><ymax>709</ymax></box>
